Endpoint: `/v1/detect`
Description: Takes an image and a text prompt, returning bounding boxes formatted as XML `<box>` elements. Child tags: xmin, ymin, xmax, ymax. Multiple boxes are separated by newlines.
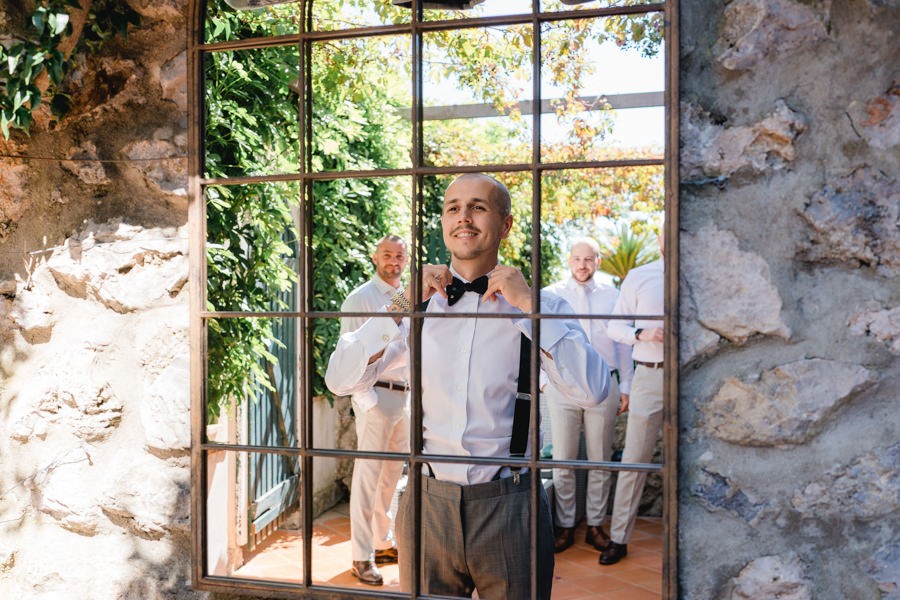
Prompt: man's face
<box><xmin>372</xmin><ymin>239</ymin><xmax>408</xmax><ymax>283</ymax></box>
<box><xmin>441</xmin><ymin>176</ymin><xmax>512</xmax><ymax>262</ymax></box>
<box><xmin>568</xmin><ymin>242</ymin><xmax>599</xmax><ymax>283</ymax></box>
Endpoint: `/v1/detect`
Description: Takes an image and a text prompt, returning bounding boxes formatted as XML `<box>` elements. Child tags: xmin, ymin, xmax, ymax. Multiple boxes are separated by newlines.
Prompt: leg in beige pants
<box><xmin>609</xmin><ymin>365</ymin><xmax>663</xmax><ymax>544</ymax></box>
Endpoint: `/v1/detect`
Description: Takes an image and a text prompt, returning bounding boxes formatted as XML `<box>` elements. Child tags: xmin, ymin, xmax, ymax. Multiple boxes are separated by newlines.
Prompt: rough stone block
<box><xmin>7</xmin><ymin>288</ymin><xmax>55</xmax><ymax>344</ymax></box>
<box><xmin>847</xmin><ymin>76</ymin><xmax>900</xmax><ymax>150</ymax></box>
<box><xmin>681</xmin><ymin>100</ymin><xmax>807</xmax><ymax>181</ymax></box>
<box><xmin>47</xmin><ymin>222</ymin><xmax>189</xmax><ymax>313</ymax></box>
<box><xmin>121</xmin><ymin>138</ymin><xmax>187</xmax><ymax>197</ymax></box>
<box><xmin>798</xmin><ymin>167</ymin><xmax>900</xmax><ymax>276</ymax></box>
<box><xmin>861</xmin><ymin>540</ymin><xmax>900</xmax><ymax>599</ymax></box>
<box><xmin>682</xmin><ymin>225</ymin><xmax>791</xmax><ymax>345</ymax></box>
<box><xmin>141</xmin><ymin>356</ymin><xmax>190</xmax><ymax>456</ymax></box>
<box><xmin>30</xmin><ymin>446</ymin><xmax>102</xmax><ymax>536</ymax></box>
<box><xmin>726</xmin><ymin>554</ymin><xmax>812</xmax><ymax>600</ymax></box>
<box><xmin>714</xmin><ymin>0</ymin><xmax>828</xmax><ymax>71</ymax></box>
<box><xmin>160</xmin><ymin>51</ymin><xmax>187</xmax><ymax>113</ymax></box>
<box><xmin>792</xmin><ymin>443</ymin><xmax>900</xmax><ymax>520</ymax></box>
<box><xmin>849</xmin><ymin>304</ymin><xmax>900</xmax><ymax>355</ymax></box>
<box><xmin>60</xmin><ymin>141</ymin><xmax>109</xmax><ymax>186</ymax></box>
<box><xmin>692</xmin><ymin>467</ymin><xmax>767</xmax><ymax>524</ymax></box>
<box><xmin>705</xmin><ymin>359</ymin><xmax>877</xmax><ymax>447</ymax></box>
<box><xmin>680</xmin><ymin>286</ymin><xmax>723</xmax><ymax>365</ymax></box>
<box><xmin>100</xmin><ymin>458</ymin><xmax>190</xmax><ymax>540</ymax></box>
<box><xmin>12</xmin><ymin>383</ymin><xmax>123</xmax><ymax>444</ymax></box>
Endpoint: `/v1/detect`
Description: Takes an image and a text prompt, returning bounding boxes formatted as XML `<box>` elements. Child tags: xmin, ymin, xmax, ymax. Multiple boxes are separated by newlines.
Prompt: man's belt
<box><xmin>374</xmin><ymin>380</ymin><xmax>410</xmax><ymax>392</ymax></box>
<box><xmin>635</xmin><ymin>360</ymin><xmax>664</xmax><ymax>369</ymax></box>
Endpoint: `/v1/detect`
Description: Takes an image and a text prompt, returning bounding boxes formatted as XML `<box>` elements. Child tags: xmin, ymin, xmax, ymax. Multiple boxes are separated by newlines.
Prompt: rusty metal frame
<box><xmin>189</xmin><ymin>0</ymin><xmax>678</xmax><ymax>597</ymax></box>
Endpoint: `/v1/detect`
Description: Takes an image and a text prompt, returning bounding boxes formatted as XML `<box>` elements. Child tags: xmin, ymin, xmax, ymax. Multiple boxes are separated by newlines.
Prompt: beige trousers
<box><xmin>609</xmin><ymin>364</ymin><xmax>663</xmax><ymax>544</ymax></box>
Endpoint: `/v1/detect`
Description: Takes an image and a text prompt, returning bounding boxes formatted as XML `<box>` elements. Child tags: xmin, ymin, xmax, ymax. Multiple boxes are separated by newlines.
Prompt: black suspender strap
<box><xmin>509</xmin><ymin>333</ymin><xmax>531</xmax><ymax>461</ymax></box>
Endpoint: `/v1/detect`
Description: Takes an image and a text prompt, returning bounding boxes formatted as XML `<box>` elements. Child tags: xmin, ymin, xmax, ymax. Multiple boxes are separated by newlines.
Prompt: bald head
<box><xmin>448</xmin><ymin>173</ymin><xmax>511</xmax><ymax>216</ymax></box>
<box><xmin>568</xmin><ymin>237</ymin><xmax>600</xmax><ymax>284</ymax></box>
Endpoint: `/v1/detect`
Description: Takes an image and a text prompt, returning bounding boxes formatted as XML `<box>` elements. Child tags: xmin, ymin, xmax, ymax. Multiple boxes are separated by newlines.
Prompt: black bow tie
<box><xmin>446</xmin><ymin>275</ymin><xmax>489</xmax><ymax>306</ymax></box>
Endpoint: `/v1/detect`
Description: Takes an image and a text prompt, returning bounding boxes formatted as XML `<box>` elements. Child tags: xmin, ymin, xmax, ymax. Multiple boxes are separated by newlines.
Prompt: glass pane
<box><xmin>310</xmin><ymin>36</ymin><xmax>412</xmax><ymax>172</ymax></box>
<box><xmin>310</xmin><ymin>457</ymin><xmax>403</xmax><ymax>590</ymax></box>
<box><xmin>419</xmin><ymin>0</ymin><xmax>532</xmax><ymax>21</ymax></box>
<box><xmin>309</xmin><ymin>177</ymin><xmax>412</xmax><ymax>314</ymax></box>
<box><xmin>311</xmin><ymin>0</ymin><xmax>411</xmax><ymax>30</ymax></box>
<box><xmin>206</xmin><ymin>316</ymin><xmax>300</xmax><ymax>428</ymax></box>
<box><xmin>204</xmin><ymin>46</ymin><xmax>300</xmax><ymax>178</ymax></box>
<box><xmin>422</xmin><ymin>25</ymin><xmax>534</xmax><ymax>167</ymax></box>
<box><xmin>540</xmin><ymin>167</ymin><xmax>663</xmax><ymax>288</ymax></box>
<box><xmin>206</xmin><ymin>182</ymin><xmax>300</xmax><ymax>313</ymax></box>
<box><xmin>540</xmin><ymin>14</ymin><xmax>665</xmax><ymax>162</ymax></box>
<box><xmin>204</xmin><ymin>448</ymin><xmax>303</xmax><ymax>582</ymax></box>
<box><xmin>420</xmin><ymin>172</ymin><xmax>534</xmax><ymax>283</ymax></box>
<box><xmin>205</xmin><ymin>0</ymin><xmax>302</xmax><ymax>45</ymax></box>
<box><xmin>541</xmin><ymin>0</ymin><xmax>661</xmax><ymax>11</ymax></box>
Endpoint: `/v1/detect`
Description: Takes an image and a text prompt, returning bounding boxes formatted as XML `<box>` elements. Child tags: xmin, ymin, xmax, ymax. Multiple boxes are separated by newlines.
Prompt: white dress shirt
<box><xmin>607</xmin><ymin>260</ymin><xmax>664</xmax><ymax>363</ymax></box>
<box><xmin>339</xmin><ymin>274</ymin><xmax>408</xmax><ymax>412</ymax></box>
<box><xmin>325</xmin><ymin>267</ymin><xmax>610</xmax><ymax>485</ymax></box>
<box><xmin>542</xmin><ymin>276</ymin><xmax>634</xmax><ymax>395</ymax></box>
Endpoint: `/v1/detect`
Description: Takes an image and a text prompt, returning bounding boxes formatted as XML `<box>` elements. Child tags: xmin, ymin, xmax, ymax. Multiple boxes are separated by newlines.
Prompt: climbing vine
<box><xmin>0</xmin><ymin>0</ymin><xmax>139</xmax><ymax>138</ymax></box>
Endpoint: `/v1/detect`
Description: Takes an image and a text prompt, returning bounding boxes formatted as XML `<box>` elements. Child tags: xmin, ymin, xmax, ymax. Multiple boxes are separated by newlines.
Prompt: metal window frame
<box><xmin>189</xmin><ymin>0</ymin><xmax>679</xmax><ymax>597</ymax></box>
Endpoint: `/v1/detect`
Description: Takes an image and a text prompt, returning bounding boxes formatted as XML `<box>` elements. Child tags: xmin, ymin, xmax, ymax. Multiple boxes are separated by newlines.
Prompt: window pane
<box><xmin>206</xmin><ymin>182</ymin><xmax>300</xmax><ymax>313</ymax></box>
<box><xmin>310</xmin><ymin>458</ymin><xmax>403</xmax><ymax>590</ymax></box>
<box><xmin>310</xmin><ymin>36</ymin><xmax>412</xmax><ymax>172</ymax></box>
<box><xmin>311</xmin><ymin>0</ymin><xmax>411</xmax><ymax>30</ymax></box>
<box><xmin>420</xmin><ymin>172</ymin><xmax>534</xmax><ymax>285</ymax></box>
<box><xmin>540</xmin><ymin>14</ymin><xmax>664</xmax><ymax>162</ymax></box>
<box><xmin>206</xmin><ymin>316</ymin><xmax>301</xmax><ymax>430</ymax></box>
<box><xmin>541</xmin><ymin>0</ymin><xmax>661</xmax><ymax>11</ymax></box>
<box><xmin>205</xmin><ymin>448</ymin><xmax>303</xmax><ymax>582</ymax></box>
<box><xmin>540</xmin><ymin>166</ymin><xmax>663</xmax><ymax>278</ymax></box>
<box><xmin>422</xmin><ymin>25</ymin><xmax>534</xmax><ymax>167</ymax></box>
<box><xmin>420</xmin><ymin>0</ymin><xmax>532</xmax><ymax>21</ymax></box>
<box><xmin>205</xmin><ymin>0</ymin><xmax>302</xmax><ymax>45</ymax></box>
<box><xmin>204</xmin><ymin>46</ymin><xmax>300</xmax><ymax>178</ymax></box>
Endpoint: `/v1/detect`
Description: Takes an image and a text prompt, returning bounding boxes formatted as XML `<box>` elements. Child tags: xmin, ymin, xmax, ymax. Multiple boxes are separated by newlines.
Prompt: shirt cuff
<box><xmin>355</xmin><ymin>313</ymin><xmax>402</xmax><ymax>357</ymax></box>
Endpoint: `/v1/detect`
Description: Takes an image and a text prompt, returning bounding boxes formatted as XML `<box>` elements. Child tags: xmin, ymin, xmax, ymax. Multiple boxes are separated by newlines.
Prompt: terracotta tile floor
<box><xmin>234</xmin><ymin>502</ymin><xmax>662</xmax><ymax>598</ymax></box>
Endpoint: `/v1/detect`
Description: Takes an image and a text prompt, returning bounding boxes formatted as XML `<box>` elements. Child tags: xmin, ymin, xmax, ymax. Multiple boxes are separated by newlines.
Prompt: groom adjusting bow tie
<box><xmin>446</xmin><ymin>275</ymin><xmax>489</xmax><ymax>306</ymax></box>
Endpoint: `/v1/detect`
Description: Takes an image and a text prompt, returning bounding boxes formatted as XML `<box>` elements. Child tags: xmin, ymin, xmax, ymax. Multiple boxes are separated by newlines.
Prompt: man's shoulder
<box><xmin>623</xmin><ymin>260</ymin><xmax>662</xmax><ymax>281</ymax></box>
<box><xmin>543</xmin><ymin>279</ymin><xmax>568</xmax><ymax>294</ymax></box>
<box><xmin>341</xmin><ymin>278</ymin><xmax>379</xmax><ymax>309</ymax></box>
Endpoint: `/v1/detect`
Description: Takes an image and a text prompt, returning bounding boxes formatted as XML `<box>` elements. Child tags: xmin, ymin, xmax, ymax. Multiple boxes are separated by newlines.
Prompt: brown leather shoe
<box><xmin>374</xmin><ymin>546</ymin><xmax>398</xmax><ymax>565</ymax></box>
<box><xmin>585</xmin><ymin>525</ymin><xmax>610</xmax><ymax>551</ymax></box>
<box><xmin>598</xmin><ymin>541</ymin><xmax>627</xmax><ymax>565</ymax></box>
<box><xmin>351</xmin><ymin>560</ymin><xmax>383</xmax><ymax>585</ymax></box>
<box><xmin>553</xmin><ymin>526</ymin><xmax>575</xmax><ymax>553</ymax></box>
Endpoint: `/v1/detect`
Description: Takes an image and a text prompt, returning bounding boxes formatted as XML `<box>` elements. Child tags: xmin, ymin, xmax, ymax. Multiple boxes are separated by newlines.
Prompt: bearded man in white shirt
<box><xmin>339</xmin><ymin>235</ymin><xmax>410</xmax><ymax>586</ymax></box>
<box><xmin>600</xmin><ymin>235</ymin><xmax>665</xmax><ymax>566</ymax></box>
<box><xmin>326</xmin><ymin>173</ymin><xmax>610</xmax><ymax>599</ymax></box>
<box><xmin>542</xmin><ymin>238</ymin><xmax>633</xmax><ymax>554</ymax></box>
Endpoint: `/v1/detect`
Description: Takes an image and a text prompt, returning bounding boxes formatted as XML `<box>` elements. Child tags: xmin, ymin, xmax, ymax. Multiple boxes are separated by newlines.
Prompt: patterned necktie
<box><xmin>446</xmin><ymin>275</ymin><xmax>489</xmax><ymax>306</ymax></box>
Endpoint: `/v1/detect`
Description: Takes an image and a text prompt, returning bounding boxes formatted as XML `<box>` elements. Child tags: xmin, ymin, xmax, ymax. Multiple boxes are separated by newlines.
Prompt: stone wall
<box><xmin>1</xmin><ymin>0</ymin><xmax>897</xmax><ymax>599</ymax></box>
<box><xmin>0</xmin><ymin>1</ymin><xmax>198</xmax><ymax>598</ymax></box>
<box><xmin>679</xmin><ymin>0</ymin><xmax>899</xmax><ymax>598</ymax></box>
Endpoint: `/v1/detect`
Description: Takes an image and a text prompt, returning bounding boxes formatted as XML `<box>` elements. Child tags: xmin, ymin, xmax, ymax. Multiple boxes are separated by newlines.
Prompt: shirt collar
<box><xmin>569</xmin><ymin>275</ymin><xmax>597</xmax><ymax>292</ymax></box>
<box><xmin>373</xmin><ymin>273</ymin><xmax>399</xmax><ymax>296</ymax></box>
<box><xmin>449</xmin><ymin>264</ymin><xmax>496</xmax><ymax>283</ymax></box>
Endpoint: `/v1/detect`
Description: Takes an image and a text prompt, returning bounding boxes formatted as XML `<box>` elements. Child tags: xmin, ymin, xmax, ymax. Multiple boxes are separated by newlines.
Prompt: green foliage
<box><xmin>598</xmin><ymin>221</ymin><xmax>660</xmax><ymax>287</ymax></box>
<box><xmin>202</xmin><ymin>0</ymin><xmax>666</xmax><ymax>418</ymax></box>
<box><xmin>0</xmin><ymin>0</ymin><xmax>139</xmax><ymax>138</ymax></box>
<box><xmin>204</xmin><ymin>1</ymin><xmax>410</xmax><ymax>418</ymax></box>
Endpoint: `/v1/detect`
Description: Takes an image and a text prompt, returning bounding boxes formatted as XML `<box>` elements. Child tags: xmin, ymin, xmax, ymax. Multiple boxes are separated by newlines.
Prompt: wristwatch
<box><xmin>634</xmin><ymin>328</ymin><xmax>644</xmax><ymax>340</ymax></box>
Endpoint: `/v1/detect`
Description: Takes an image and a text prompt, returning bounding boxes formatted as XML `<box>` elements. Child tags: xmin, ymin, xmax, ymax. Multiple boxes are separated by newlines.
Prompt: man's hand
<box><xmin>483</xmin><ymin>265</ymin><xmax>532</xmax><ymax>312</ymax></box>
<box><xmin>618</xmin><ymin>394</ymin><xmax>629</xmax><ymax>415</ymax></box>
<box><xmin>637</xmin><ymin>327</ymin><xmax>664</xmax><ymax>343</ymax></box>
<box><xmin>420</xmin><ymin>264</ymin><xmax>452</xmax><ymax>303</ymax></box>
